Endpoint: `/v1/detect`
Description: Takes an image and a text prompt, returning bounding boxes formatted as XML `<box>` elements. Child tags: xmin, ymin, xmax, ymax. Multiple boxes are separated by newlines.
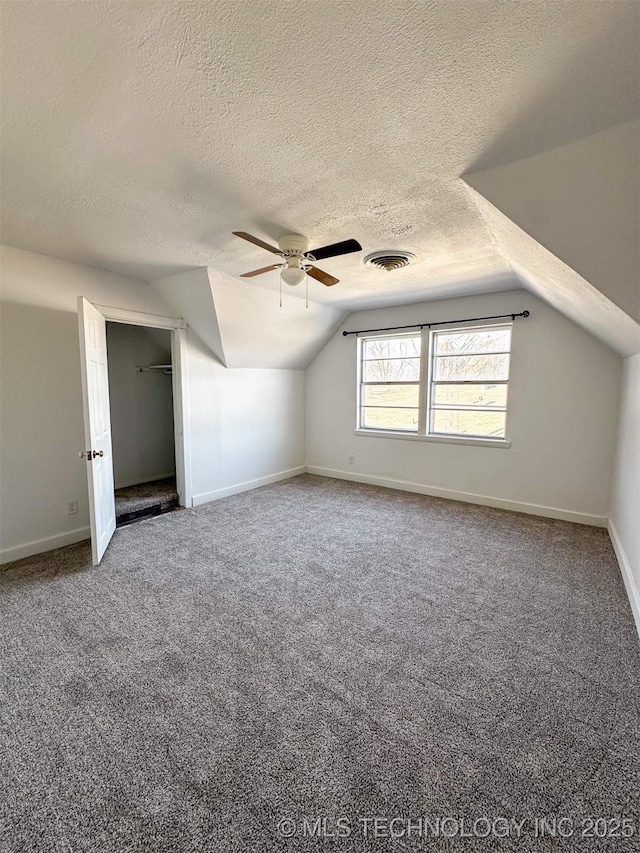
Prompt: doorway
<box><xmin>78</xmin><ymin>298</ymin><xmax>192</xmax><ymax>564</ymax></box>
<box><xmin>106</xmin><ymin>322</ymin><xmax>179</xmax><ymax>526</ymax></box>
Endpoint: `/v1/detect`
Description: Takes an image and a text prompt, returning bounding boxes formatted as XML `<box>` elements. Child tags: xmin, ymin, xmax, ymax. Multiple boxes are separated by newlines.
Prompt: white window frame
<box><xmin>357</xmin><ymin>332</ymin><xmax>423</xmax><ymax>434</ymax></box>
<box><xmin>426</xmin><ymin>323</ymin><xmax>511</xmax><ymax>441</ymax></box>
<box><xmin>355</xmin><ymin>322</ymin><xmax>512</xmax><ymax>449</ymax></box>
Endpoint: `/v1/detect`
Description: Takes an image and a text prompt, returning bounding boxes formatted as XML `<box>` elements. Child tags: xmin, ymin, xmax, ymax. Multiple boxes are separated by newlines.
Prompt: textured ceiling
<box><xmin>2</xmin><ymin>0</ymin><xmax>638</xmax><ymax>312</ymax></box>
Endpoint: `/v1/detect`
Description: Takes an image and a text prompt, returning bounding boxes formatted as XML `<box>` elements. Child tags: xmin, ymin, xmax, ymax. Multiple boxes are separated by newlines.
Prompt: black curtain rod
<box><xmin>342</xmin><ymin>310</ymin><xmax>530</xmax><ymax>337</ymax></box>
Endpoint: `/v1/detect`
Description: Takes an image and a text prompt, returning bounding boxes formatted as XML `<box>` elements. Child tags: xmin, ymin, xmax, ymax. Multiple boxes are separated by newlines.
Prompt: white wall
<box><xmin>0</xmin><ymin>245</ymin><xmax>305</xmax><ymax>562</ymax></box>
<box><xmin>106</xmin><ymin>323</ymin><xmax>175</xmax><ymax>489</ymax></box>
<box><xmin>306</xmin><ymin>289</ymin><xmax>622</xmax><ymax>524</ymax></box>
<box><xmin>609</xmin><ymin>354</ymin><xmax>640</xmax><ymax>635</ymax></box>
<box><xmin>186</xmin><ymin>332</ymin><xmax>304</xmax><ymax>505</ymax></box>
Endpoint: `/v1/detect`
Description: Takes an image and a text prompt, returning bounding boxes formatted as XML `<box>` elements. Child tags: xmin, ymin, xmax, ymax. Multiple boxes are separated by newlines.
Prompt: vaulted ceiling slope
<box><xmin>465</xmin><ymin>121</ymin><xmax>640</xmax><ymax>322</ymax></box>
<box><xmin>466</xmin><ymin>186</ymin><xmax>640</xmax><ymax>359</ymax></box>
<box><xmin>1</xmin><ymin>1</ymin><xmax>638</xmax><ymax>366</ymax></box>
<box><xmin>156</xmin><ymin>267</ymin><xmax>345</xmax><ymax>369</ymax></box>
<box><xmin>463</xmin><ymin>112</ymin><xmax>640</xmax><ymax>358</ymax></box>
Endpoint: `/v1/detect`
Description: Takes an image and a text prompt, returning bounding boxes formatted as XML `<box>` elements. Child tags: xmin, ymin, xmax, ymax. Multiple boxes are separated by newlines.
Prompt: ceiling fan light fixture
<box><xmin>234</xmin><ymin>230</ymin><xmax>362</xmax><ymax>289</ymax></box>
<box><xmin>280</xmin><ymin>266</ymin><xmax>307</xmax><ymax>287</ymax></box>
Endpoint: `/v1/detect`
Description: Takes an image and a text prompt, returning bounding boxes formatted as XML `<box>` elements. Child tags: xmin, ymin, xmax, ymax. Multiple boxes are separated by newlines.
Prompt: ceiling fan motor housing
<box><xmin>279</xmin><ymin>234</ymin><xmax>313</xmax><ymax>284</ymax></box>
<box><xmin>278</xmin><ymin>234</ymin><xmax>311</xmax><ymax>256</ymax></box>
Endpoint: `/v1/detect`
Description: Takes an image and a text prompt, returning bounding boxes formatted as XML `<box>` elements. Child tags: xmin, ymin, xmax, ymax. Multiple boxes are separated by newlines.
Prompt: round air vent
<box><xmin>363</xmin><ymin>250</ymin><xmax>416</xmax><ymax>271</ymax></box>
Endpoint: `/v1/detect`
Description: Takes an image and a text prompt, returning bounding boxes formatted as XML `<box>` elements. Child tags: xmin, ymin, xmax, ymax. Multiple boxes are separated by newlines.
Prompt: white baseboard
<box><xmin>1</xmin><ymin>468</ymin><xmax>304</xmax><ymax>564</ymax></box>
<box><xmin>608</xmin><ymin>518</ymin><xmax>640</xmax><ymax>641</ymax></box>
<box><xmin>306</xmin><ymin>466</ymin><xmax>607</xmax><ymax>527</ymax></box>
<box><xmin>1</xmin><ymin>467</ymin><xmax>611</xmax><ymax>568</ymax></box>
<box><xmin>114</xmin><ymin>471</ymin><xmax>176</xmax><ymax>490</ymax></box>
<box><xmin>192</xmin><ymin>466</ymin><xmax>306</xmax><ymax>507</ymax></box>
<box><xmin>0</xmin><ymin>526</ymin><xmax>91</xmax><ymax>566</ymax></box>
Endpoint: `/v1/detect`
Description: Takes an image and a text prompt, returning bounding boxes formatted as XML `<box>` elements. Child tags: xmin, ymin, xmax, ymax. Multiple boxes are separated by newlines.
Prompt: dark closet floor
<box><xmin>114</xmin><ymin>477</ymin><xmax>179</xmax><ymax>526</ymax></box>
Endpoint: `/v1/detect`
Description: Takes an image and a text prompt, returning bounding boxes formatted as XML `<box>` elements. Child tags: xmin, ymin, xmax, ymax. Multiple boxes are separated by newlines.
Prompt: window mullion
<box><xmin>418</xmin><ymin>327</ymin><xmax>429</xmax><ymax>435</ymax></box>
<box><xmin>357</xmin><ymin>338</ymin><xmax>364</xmax><ymax>429</ymax></box>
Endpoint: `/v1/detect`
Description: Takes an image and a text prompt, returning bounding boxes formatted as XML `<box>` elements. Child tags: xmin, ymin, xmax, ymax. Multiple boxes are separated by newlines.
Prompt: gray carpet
<box><xmin>1</xmin><ymin>474</ymin><xmax>638</xmax><ymax>852</ymax></box>
<box><xmin>114</xmin><ymin>477</ymin><xmax>178</xmax><ymax>524</ymax></box>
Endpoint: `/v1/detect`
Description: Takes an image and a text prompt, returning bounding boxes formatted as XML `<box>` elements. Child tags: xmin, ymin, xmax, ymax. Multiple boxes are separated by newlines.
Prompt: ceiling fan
<box><xmin>233</xmin><ymin>231</ymin><xmax>362</xmax><ymax>287</ymax></box>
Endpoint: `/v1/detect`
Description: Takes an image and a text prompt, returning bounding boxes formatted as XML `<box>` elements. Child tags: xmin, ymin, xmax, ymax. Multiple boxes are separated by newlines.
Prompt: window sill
<box><xmin>353</xmin><ymin>429</ymin><xmax>511</xmax><ymax>449</ymax></box>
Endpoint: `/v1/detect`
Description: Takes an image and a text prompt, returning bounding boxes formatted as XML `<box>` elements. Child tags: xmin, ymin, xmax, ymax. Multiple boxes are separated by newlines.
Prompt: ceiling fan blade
<box><xmin>232</xmin><ymin>231</ymin><xmax>280</xmax><ymax>254</ymax></box>
<box><xmin>240</xmin><ymin>264</ymin><xmax>282</xmax><ymax>277</ymax></box>
<box><xmin>309</xmin><ymin>238</ymin><xmax>362</xmax><ymax>261</ymax></box>
<box><xmin>307</xmin><ymin>266</ymin><xmax>339</xmax><ymax>287</ymax></box>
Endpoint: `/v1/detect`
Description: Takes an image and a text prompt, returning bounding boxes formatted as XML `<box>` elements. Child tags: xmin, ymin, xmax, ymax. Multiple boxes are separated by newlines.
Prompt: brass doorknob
<box><xmin>91</xmin><ymin>450</ymin><xmax>104</xmax><ymax>458</ymax></box>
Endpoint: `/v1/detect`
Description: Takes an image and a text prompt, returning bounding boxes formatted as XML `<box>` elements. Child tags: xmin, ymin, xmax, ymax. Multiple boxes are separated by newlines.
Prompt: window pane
<box><xmin>362</xmin><ymin>336</ymin><xmax>421</xmax><ymax>360</ymax></box>
<box><xmin>434</xmin><ymin>328</ymin><xmax>511</xmax><ymax>355</ymax></box>
<box><xmin>431</xmin><ymin>409</ymin><xmax>506</xmax><ymax>438</ymax></box>
<box><xmin>433</xmin><ymin>353</ymin><xmax>510</xmax><ymax>382</ymax></box>
<box><xmin>362</xmin><ymin>384</ymin><xmax>420</xmax><ymax>407</ymax></box>
<box><xmin>361</xmin><ymin>407</ymin><xmax>419</xmax><ymax>431</ymax></box>
<box><xmin>432</xmin><ymin>383</ymin><xmax>508</xmax><ymax>408</ymax></box>
<box><xmin>363</xmin><ymin>358</ymin><xmax>420</xmax><ymax>382</ymax></box>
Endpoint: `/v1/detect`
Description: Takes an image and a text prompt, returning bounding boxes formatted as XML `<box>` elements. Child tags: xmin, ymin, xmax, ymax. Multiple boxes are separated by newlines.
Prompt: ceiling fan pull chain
<box><xmin>305</xmin><ymin>273</ymin><xmax>309</xmax><ymax>309</ymax></box>
<box><xmin>279</xmin><ymin>272</ymin><xmax>282</xmax><ymax>308</ymax></box>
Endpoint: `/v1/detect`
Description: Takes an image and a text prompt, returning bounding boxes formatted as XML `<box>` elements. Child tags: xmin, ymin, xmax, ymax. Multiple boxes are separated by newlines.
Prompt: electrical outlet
<box><xmin>348</xmin><ymin>454</ymin><xmax>355</xmax><ymax>465</ymax></box>
<box><xmin>66</xmin><ymin>499</ymin><xmax>79</xmax><ymax>516</ymax></box>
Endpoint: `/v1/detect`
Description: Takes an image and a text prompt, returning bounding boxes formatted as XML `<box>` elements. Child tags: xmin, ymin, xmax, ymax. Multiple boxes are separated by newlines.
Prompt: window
<box><xmin>359</xmin><ymin>334</ymin><xmax>421</xmax><ymax>432</ymax></box>
<box><xmin>358</xmin><ymin>324</ymin><xmax>512</xmax><ymax>441</ymax></box>
<box><xmin>428</xmin><ymin>325</ymin><xmax>511</xmax><ymax>439</ymax></box>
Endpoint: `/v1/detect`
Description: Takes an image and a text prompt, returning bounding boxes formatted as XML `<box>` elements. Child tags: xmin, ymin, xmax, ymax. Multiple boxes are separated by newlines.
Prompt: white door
<box><xmin>77</xmin><ymin>297</ymin><xmax>116</xmax><ymax>564</ymax></box>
